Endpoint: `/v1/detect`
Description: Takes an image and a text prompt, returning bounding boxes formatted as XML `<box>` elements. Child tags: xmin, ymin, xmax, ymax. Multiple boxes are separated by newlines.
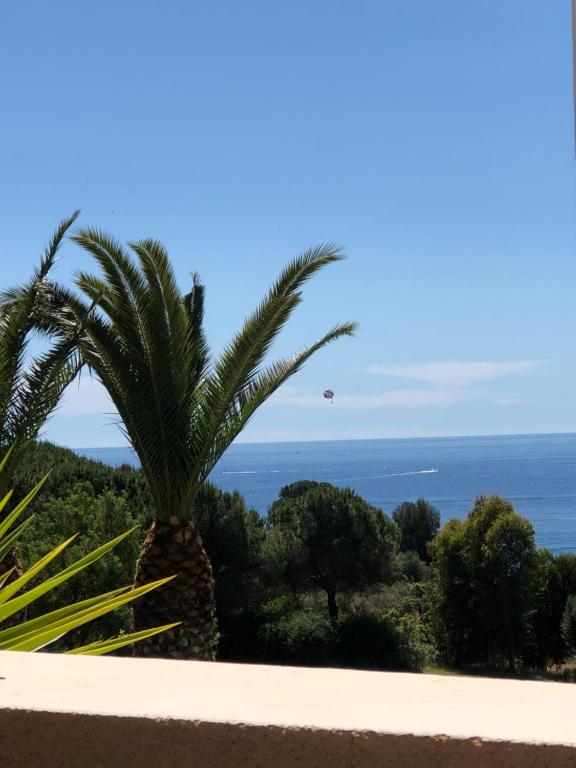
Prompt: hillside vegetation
<box><xmin>12</xmin><ymin>442</ymin><xmax>576</xmax><ymax>677</ymax></box>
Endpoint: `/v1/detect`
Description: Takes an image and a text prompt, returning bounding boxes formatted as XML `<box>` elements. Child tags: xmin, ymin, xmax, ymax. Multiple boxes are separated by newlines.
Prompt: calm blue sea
<box><xmin>76</xmin><ymin>433</ymin><xmax>576</xmax><ymax>555</ymax></box>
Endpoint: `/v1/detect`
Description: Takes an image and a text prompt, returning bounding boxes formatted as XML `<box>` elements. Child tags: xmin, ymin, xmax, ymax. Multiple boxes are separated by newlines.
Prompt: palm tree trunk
<box><xmin>0</xmin><ymin>547</ymin><xmax>25</xmax><ymax>628</ymax></box>
<box><xmin>133</xmin><ymin>516</ymin><xmax>217</xmax><ymax>660</ymax></box>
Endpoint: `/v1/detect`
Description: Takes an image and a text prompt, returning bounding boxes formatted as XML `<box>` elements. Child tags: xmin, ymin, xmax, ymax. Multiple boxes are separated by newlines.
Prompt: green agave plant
<box><xmin>0</xmin><ymin>448</ymin><xmax>179</xmax><ymax>655</ymax></box>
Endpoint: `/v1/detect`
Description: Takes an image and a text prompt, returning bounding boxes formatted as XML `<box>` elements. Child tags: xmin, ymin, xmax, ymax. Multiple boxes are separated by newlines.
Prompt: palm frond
<box><xmin>0</xmin><ymin>213</ymin><xmax>83</xmax><ymax>488</ymax></box>
<box><xmin>183</xmin><ymin>273</ymin><xmax>210</xmax><ymax>390</ymax></box>
<box><xmin>0</xmin><ymin>210</ymin><xmax>80</xmax><ymax>311</ymax></box>
<box><xmin>192</xmin><ymin>321</ymin><xmax>358</xmax><ymax>496</ymax></box>
<box><xmin>184</xmin><ymin>245</ymin><xmax>346</xmax><ymax>504</ymax></box>
<box><xmin>67</xmin><ymin>235</ymin><xmax>354</xmax><ymax>521</ymax></box>
<box><xmin>70</xmin><ymin>228</ymin><xmax>148</xmax><ymax>357</ymax></box>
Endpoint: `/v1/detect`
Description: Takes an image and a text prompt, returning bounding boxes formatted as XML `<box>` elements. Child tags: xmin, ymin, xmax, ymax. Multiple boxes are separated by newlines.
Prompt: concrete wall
<box><xmin>1</xmin><ymin>651</ymin><xmax>576</xmax><ymax>767</ymax></box>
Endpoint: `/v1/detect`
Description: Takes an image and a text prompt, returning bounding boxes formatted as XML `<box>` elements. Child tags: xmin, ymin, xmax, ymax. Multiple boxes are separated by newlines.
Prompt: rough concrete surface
<box><xmin>1</xmin><ymin>651</ymin><xmax>576</xmax><ymax>767</ymax></box>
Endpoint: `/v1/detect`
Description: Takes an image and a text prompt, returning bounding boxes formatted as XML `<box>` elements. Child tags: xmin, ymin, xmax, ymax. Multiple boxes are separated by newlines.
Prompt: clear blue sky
<box><xmin>1</xmin><ymin>1</ymin><xmax>575</xmax><ymax>447</ymax></box>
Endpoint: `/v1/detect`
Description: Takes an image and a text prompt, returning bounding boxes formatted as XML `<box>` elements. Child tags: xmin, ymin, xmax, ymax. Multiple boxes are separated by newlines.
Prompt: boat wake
<box><xmin>220</xmin><ymin>468</ymin><xmax>439</xmax><ymax>480</ymax></box>
<box><xmin>221</xmin><ymin>469</ymin><xmax>298</xmax><ymax>475</ymax></box>
<box><xmin>384</xmin><ymin>468</ymin><xmax>439</xmax><ymax>478</ymax></box>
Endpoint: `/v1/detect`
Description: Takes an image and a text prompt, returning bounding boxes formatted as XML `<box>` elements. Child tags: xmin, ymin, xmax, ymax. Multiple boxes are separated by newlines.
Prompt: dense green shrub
<box><xmin>336</xmin><ymin>611</ymin><xmax>427</xmax><ymax>672</ymax></box>
<box><xmin>397</xmin><ymin>550</ymin><xmax>431</xmax><ymax>583</ymax></box>
<box><xmin>254</xmin><ymin>600</ymin><xmax>428</xmax><ymax>672</ymax></box>
<box><xmin>257</xmin><ymin>599</ymin><xmax>336</xmax><ymax>665</ymax></box>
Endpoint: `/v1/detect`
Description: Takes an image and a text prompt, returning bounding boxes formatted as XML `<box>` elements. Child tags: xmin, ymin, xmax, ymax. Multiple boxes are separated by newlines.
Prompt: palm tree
<box><xmin>59</xmin><ymin>230</ymin><xmax>356</xmax><ymax>659</ymax></box>
<box><xmin>0</xmin><ymin>212</ymin><xmax>82</xmax><ymax>606</ymax></box>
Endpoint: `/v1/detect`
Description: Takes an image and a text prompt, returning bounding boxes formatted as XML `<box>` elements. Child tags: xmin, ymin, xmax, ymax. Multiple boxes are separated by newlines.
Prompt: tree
<box><xmin>276</xmin><ymin>480</ymin><xmax>329</xmax><ymax>501</ymax></box>
<box><xmin>392</xmin><ymin>499</ymin><xmax>441</xmax><ymax>561</ymax></box>
<box><xmin>429</xmin><ymin>495</ymin><xmax>541</xmax><ymax>671</ymax></box>
<box><xmin>0</xmin><ymin>454</ymin><xmax>174</xmax><ymax>655</ymax></box>
<box><xmin>0</xmin><ymin>213</ymin><xmax>81</xmax><ymax>613</ymax></box>
<box><xmin>52</xmin><ymin>234</ymin><xmax>355</xmax><ymax>658</ymax></box>
<box><xmin>527</xmin><ymin>549</ymin><xmax>566</xmax><ymax>669</ymax></box>
<box><xmin>193</xmin><ymin>482</ymin><xmax>265</xmax><ymax>654</ymax></box>
<box><xmin>0</xmin><ymin>212</ymin><xmax>81</xmax><ymax>489</ymax></box>
<box><xmin>527</xmin><ymin>551</ymin><xmax>576</xmax><ymax>669</ymax></box>
<box><xmin>263</xmin><ymin>482</ymin><xmax>399</xmax><ymax>622</ymax></box>
<box><xmin>561</xmin><ymin>595</ymin><xmax>576</xmax><ymax>656</ymax></box>
<box><xmin>554</xmin><ymin>553</ymin><xmax>576</xmax><ymax>597</ymax></box>
<box><xmin>19</xmin><ymin>481</ymin><xmax>143</xmax><ymax>649</ymax></box>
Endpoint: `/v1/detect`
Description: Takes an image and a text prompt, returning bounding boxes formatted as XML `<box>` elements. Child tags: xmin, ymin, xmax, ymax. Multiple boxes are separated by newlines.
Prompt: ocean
<box><xmin>76</xmin><ymin>433</ymin><xmax>576</xmax><ymax>555</ymax></box>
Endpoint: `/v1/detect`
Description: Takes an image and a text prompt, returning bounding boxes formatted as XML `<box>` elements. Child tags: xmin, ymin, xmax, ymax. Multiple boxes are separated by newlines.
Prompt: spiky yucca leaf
<box><xmin>0</xmin><ymin>452</ymin><xmax>178</xmax><ymax>653</ymax></box>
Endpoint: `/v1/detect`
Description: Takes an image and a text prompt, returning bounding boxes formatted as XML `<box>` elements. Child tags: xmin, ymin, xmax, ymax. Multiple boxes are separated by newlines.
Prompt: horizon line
<box><xmin>64</xmin><ymin>428</ymin><xmax>576</xmax><ymax>451</ymax></box>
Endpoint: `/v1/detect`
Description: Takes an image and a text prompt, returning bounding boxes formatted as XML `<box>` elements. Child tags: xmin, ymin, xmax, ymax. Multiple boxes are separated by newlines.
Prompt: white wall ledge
<box><xmin>1</xmin><ymin>651</ymin><xmax>576</xmax><ymax>767</ymax></box>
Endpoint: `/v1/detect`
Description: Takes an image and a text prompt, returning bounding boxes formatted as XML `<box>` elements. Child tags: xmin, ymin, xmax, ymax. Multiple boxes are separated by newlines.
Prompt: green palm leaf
<box><xmin>0</xmin><ymin>212</ymin><xmax>83</xmax><ymax>493</ymax></box>
<box><xmin>65</xmin><ymin>232</ymin><xmax>355</xmax><ymax>521</ymax></box>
